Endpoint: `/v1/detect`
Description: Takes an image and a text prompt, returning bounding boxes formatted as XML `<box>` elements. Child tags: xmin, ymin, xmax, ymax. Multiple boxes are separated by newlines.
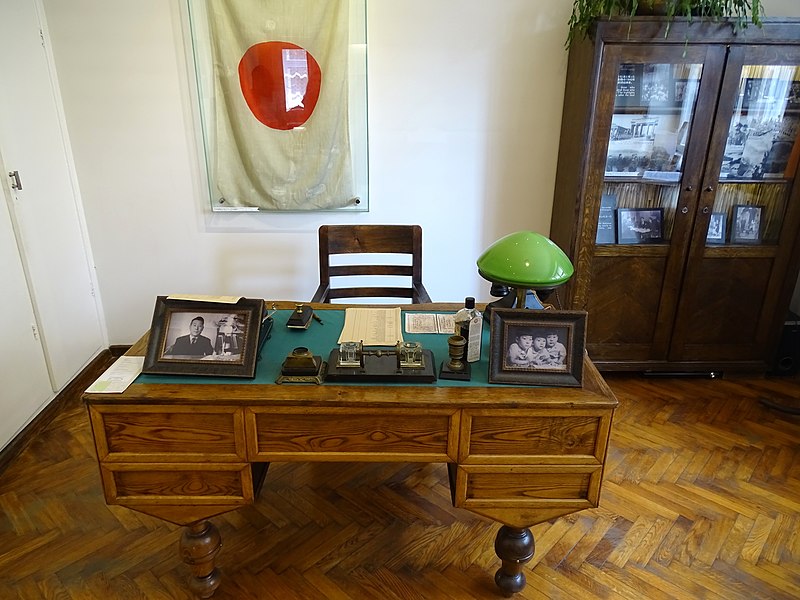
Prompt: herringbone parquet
<box><xmin>1</xmin><ymin>362</ymin><xmax>799</xmax><ymax>599</ymax></box>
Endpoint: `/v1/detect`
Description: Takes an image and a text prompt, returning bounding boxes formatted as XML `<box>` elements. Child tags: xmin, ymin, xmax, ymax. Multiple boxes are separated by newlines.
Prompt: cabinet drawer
<box><xmin>247</xmin><ymin>407</ymin><xmax>459</xmax><ymax>461</ymax></box>
<box><xmin>89</xmin><ymin>406</ymin><xmax>246</xmax><ymax>462</ymax></box>
<box><xmin>458</xmin><ymin>409</ymin><xmax>612</xmax><ymax>465</ymax></box>
<box><xmin>100</xmin><ymin>463</ymin><xmax>254</xmax><ymax>505</ymax></box>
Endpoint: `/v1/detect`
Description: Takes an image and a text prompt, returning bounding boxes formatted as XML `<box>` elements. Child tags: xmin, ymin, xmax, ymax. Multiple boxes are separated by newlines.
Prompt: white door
<box><xmin>0</xmin><ymin>0</ymin><xmax>104</xmax><ymax>389</ymax></box>
<box><xmin>0</xmin><ymin>157</ymin><xmax>53</xmax><ymax>448</ymax></box>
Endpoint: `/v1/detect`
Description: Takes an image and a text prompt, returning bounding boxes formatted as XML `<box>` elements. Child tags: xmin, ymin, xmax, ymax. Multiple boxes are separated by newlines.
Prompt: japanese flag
<box><xmin>206</xmin><ymin>0</ymin><xmax>354</xmax><ymax>210</ymax></box>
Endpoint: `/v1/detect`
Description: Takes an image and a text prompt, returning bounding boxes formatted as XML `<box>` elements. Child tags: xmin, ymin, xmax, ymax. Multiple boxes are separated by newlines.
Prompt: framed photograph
<box><xmin>706</xmin><ymin>212</ymin><xmax>727</xmax><ymax>244</ymax></box>
<box><xmin>488</xmin><ymin>309</ymin><xmax>587</xmax><ymax>387</ymax></box>
<box><xmin>143</xmin><ymin>296</ymin><xmax>265</xmax><ymax>377</ymax></box>
<box><xmin>730</xmin><ymin>204</ymin><xmax>763</xmax><ymax>244</ymax></box>
<box><xmin>616</xmin><ymin>207</ymin><xmax>664</xmax><ymax>244</ymax></box>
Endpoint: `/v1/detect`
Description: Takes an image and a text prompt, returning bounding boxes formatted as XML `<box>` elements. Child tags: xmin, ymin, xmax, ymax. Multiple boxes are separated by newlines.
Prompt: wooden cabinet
<box><xmin>550</xmin><ymin>18</ymin><xmax>800</xmax><ymax>373</ymax></box>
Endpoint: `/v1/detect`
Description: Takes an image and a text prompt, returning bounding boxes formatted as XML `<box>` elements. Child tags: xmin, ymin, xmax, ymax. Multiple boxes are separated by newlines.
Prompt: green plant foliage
<box><xmin>566</xmin><ymin>0</ymin><xmax>764</xmax><ymax>48</ymax></box>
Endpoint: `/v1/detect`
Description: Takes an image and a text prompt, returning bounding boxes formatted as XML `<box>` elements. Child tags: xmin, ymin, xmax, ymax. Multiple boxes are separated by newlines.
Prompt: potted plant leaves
<box><xmin>566</xmin><ymin>0</ymin><xmax>764</xmax><ymax>48</ymax></box>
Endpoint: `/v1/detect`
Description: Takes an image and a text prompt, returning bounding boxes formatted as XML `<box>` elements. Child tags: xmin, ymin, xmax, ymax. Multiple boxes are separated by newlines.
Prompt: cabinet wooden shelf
<box><xmin>551</xmin><ymin>18</ymin><xmax>800</xmax><ymax>373</ymax></box>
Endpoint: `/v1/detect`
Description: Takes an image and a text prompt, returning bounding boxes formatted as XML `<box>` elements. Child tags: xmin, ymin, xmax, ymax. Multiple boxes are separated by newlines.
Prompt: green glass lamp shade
<box><xmin>477</xmin><ymin>231</ymin><xmax>574</xmax><ymax>289</ymax></box>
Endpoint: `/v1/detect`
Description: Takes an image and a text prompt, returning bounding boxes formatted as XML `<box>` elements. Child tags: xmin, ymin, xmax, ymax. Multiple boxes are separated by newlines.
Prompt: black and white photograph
<box><xmin>161</xmin><ymin>312</ymin><xmax>247</xmax><ymax>360</ymax></box>
<box><xmin>674</xmin><ymin>79</ymin><xmax>688</xmax><ymax>103</ymax></box>
<box><xmin>504</xmin><ymin>327</ymin><xmax>568</xmax><ymax>371</ymax></box>
<box><xmin>617</xmin><ymin>207</ymin><xmax>664</xmax><ymax>244</ymax></box>
<box><xmin>706</xmin><ymin>212</ymin><xmax>727</xmax><ymax>244</ymax></box>
<box><xmin>720</xmin><ymin>114</ymin><xmax>800</xmax><ymax>179</ymax></box>
<box><xmin>489</xmin><ymin>309</ymin><xmax>586</xmax><ymax>387</ymax></box>
<box><xmin>641</xmin><ymin>63</ymin><xmax>672</xmax><ymax>105</ymax></box>
<box><xmin>605</xmin><ymin>113</ymin><xmax>687</xmax><ymax>177</ymax></box>
<box><xmin>730</xmin><ymin>204</ymin><xmax>764</xmax><ymax>244</ymax></box>
<box><xmin>789</xmin><ymin>80</ymin><xmax>800</xmax><ymax>108</ymax></box>
<box><xmin>143</xmin><ymin>296</ymin><xmax>265</xmax><ymax>377</ymax></box>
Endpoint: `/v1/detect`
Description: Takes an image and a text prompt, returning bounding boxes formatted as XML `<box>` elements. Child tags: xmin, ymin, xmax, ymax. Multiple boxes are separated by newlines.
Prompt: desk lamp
<box><xmin>477</xmin><ymin>231</ymin><xmax>574</xmax><ymax>315</ymax></box>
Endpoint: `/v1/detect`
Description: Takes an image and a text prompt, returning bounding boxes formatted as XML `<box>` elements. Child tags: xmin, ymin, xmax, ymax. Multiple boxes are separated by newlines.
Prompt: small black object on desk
<box><xmin>287</xmin><ymin>304</ymin><xmax>314</xmax><ymax>329</ymax></box>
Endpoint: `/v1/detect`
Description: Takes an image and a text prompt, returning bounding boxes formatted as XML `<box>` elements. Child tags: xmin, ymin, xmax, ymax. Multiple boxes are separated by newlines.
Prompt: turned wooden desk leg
<box><xmin>494</xmin><ymin>525</ymin><xmax>534</xmax><ymax>596</ymax></box>
<box><xmin>179</xmin><ymin>520</ymin><xmax>222</xmax><ymax>599</ymax></box>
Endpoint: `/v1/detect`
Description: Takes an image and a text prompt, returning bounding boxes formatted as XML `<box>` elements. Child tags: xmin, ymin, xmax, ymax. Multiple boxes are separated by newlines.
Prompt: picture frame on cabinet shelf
<box><xmin>143</xmin><ymin>296</ymin><xmax>267</xmax><ymax>378</ymax></box>
<box><xmin>706</xmin><ymin>212</ymin><xmax>727</xmax><ymax>245</ymax></box>
<box><xmin>616</xmin><ymin>207</ymin><xmax>664</xmax><ymax>244</ymax></box>
<box><xmin>730</xmin><ymin>205</ymin><xmax>764</xmax><ymax>244</ymax></box>
<box><xmin>488</xmin><ymin>309</ymin><xmax>586</xmax><ymax>387</ymax></box>
<box><xmin>595</xmin><ymin>193</ymin><xmax>617</xmax><ymax>244</ymax></box>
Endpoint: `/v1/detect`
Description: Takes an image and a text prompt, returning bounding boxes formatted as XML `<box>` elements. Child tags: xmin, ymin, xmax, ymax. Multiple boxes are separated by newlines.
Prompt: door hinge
<box><xmin>31</xmin><ymin>324</ymin><xmax>40</xmax><ymax>341</ymax></box>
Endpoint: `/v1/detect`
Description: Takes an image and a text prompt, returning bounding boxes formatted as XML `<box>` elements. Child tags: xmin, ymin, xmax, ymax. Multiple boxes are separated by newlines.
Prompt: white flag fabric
<box><xmin>206</xmin><ymin>0</ymin><xmax>354</xmax><ymax>210</ymax></box>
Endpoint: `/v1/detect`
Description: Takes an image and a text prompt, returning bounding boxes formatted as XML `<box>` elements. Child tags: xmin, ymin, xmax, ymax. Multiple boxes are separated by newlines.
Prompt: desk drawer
<box><xmin>458</xmin><ymin>409</ymin><xmax>612</xmax><ymax>465</ymax></box>
<box><xmin>247</xmin><ymin>407</ymin><xmax>459</xmax><ymax>461</ymax></box>
<box><xmin>451</xmin><ymin>464</ymin><xmax>602</xmax><ymax>527</ymax></box>
<box><xmin>89</xmin><ymin>406</ymin><xmax>246</xmax><ymax>462</ymax></box>
<box><xmin>100</xmin><ymin>463</ymin><xmax>254</xmax><ymax>505</ymax></box>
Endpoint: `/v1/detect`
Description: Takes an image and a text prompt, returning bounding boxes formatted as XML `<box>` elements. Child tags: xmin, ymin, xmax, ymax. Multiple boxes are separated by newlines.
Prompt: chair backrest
<box><xmin>311</xmin><ymin>224</ymin><xmax>432</xmax><ymax>303</ymax></box>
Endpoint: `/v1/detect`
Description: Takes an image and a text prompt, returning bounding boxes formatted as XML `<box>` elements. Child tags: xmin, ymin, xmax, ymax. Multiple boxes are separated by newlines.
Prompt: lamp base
<box><xmin>484</xmin><ymin>288</ymin><xmax>546</xmax><ymax>317</ymax></box>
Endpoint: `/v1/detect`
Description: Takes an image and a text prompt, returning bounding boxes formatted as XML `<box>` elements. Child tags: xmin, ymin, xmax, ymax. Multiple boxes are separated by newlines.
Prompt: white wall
<box><xmin>41</xmin><ymin>0</ymin><xmax>800</xmax><ymax>344</ymax></box>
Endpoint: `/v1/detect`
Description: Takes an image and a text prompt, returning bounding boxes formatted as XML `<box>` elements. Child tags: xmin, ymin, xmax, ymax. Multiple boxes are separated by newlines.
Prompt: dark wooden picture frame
<box><xmin>488</xmin><ymin>309</ymin><xmax>586</xmax><ymax>387</ymax></box>
<box><xmin>706</xmin><ymin>212</ymin><xmax>727</xmax><ymax>244</ymax></box>
<box><xmin>143</xmin><ymin>296</ymin><xmax>265</xmax><ymax>377</ymax></box>
<box><xmin>730</xmin><ymin>204</ymin><xmax>763</xmax><ymax>244</ymax></box>
<box><xmin>616</xmin><ymin>207</ymin><xmax>664</xmax><ymax>244</ymax></box>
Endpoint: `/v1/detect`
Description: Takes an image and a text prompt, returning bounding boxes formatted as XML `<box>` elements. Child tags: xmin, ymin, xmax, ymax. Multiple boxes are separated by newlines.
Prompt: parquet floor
<box><xmin>1</xmin><ymin>361</ymin><xmax>799</xmax><ymax>599</ymax></box>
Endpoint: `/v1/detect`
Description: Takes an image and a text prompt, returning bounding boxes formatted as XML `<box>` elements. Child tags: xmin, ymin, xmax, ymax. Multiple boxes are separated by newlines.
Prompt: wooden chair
<box><xmin>311</xmin><ymin>225</ymin><xmax>432</xmax><ymax>303</ymax></box>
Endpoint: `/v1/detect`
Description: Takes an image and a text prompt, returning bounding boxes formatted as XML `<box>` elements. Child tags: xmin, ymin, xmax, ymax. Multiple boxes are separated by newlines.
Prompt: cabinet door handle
<box><xmin>685</xmin><ymin>185</ymin><xmax>694</xmax><ymax>192</ymax></box>
<box><xmin>681</xmin><ymin>206</ymin><xmax>689</xmax><ymax>214</ymax></box>
<box><xmin>702</xmin><ymin>206</ymin><xmax>710</xmax><ymax>214</ymax></box>
<box><xmin>704</xmin><ymin>185</ymin><xmax>714</xmax><ymax>192</ymax></box>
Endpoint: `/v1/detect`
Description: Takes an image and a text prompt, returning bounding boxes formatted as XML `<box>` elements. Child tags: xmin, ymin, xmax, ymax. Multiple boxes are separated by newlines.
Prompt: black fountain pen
<box><xmin>312</xmin><ymin>312</ymin><xmax>324</xmax><ymax>325</ymax></box>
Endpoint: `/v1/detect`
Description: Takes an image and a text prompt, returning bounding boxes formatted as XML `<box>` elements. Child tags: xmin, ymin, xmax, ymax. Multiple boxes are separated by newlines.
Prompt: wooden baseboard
<box><xmin>109</xmin><ymin>344</ymin><xmax>132</xmax><ymax>358</ymax></box>
<box><xmin>0</xmin><ymin>349</ymin><xmax>118</xmax><ymax>475</ymax></box>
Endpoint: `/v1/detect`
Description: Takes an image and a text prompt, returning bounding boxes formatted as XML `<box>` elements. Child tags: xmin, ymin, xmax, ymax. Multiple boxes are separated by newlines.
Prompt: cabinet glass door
<box><xmin>583</xmin><ymin>44</ymin><xmax>722</xmax><ymax>365</ymax></box>
<box><xmin>711</xmin><ymin>65</ymin><xmax>800</xmax><ymax>246</ymax></box>
<box><xmin>599</xmin><ymin>62</ymin><xmax>703</xmax><ymax>246</ymax></box>
<box><xmin>670</xmin><ymin>48</ymin><xmax>800</xmax><ymax>364</ymax></box>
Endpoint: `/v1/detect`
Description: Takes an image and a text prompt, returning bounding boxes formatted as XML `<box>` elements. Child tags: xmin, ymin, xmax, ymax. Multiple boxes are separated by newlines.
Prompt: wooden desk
<box><xmin>84</xmin><ymin>303</ymin><xmax>617</xmax><ymax>598</ymax></box>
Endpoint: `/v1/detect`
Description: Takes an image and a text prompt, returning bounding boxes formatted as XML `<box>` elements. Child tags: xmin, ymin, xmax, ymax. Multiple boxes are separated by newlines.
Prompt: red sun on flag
<box><xmin>238</xmin><ymin>41</ymin><xmax>322</xmax><ymax>130</ymax></box>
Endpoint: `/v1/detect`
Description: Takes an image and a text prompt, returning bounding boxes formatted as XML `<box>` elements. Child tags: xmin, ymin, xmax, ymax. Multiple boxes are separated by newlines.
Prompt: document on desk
<box><xmin>404</xmin><ymin>312</ymin><xmax>456</xmax><ymax>334</ymax></box>
<box><xmin>338</xmin><ymin>307</ymin><xmax>404</xmax><ymax>345</ymax></box>
<box><xmin>85</xmin><ymin>356</ymin><xmax>144</xmax><ymax>393</ymax></box>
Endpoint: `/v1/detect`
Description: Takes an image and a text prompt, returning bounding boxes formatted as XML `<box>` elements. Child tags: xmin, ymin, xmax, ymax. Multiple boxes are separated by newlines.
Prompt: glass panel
<box><xmin>713</xmin><ymin>65</ymin><xmax>800</xmax><ymax>245</ymax></box>
<box><xmin>187</xmin><ymin>0</ymin><xmax>368</xmax><ymax>212</ymax></box>
<box><xmin>600</xmin><ymin>62</ymin><xmax>703</xmax><ymax>245</ymax></box>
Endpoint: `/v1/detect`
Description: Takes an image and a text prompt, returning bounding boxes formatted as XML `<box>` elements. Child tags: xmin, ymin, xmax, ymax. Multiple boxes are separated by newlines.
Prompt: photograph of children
<box><xmin>504</xmin><ymin>326</ymin><xmax>569</xmax><ymax>371</ymax></box>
